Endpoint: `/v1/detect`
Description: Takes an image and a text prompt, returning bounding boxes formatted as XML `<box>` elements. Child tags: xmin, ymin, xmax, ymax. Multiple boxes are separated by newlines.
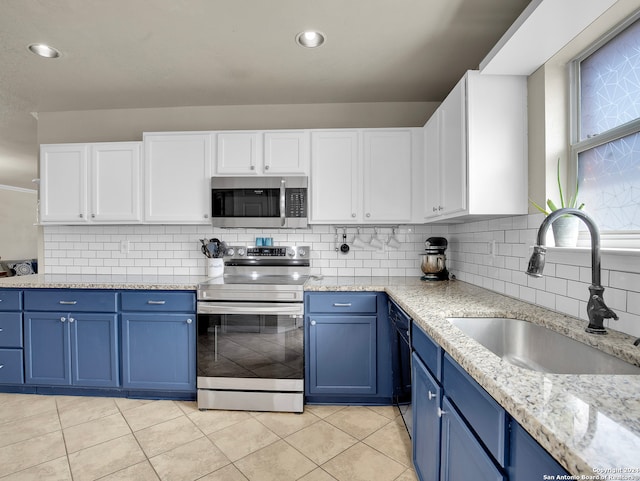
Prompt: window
<box><xmin>571</xmin><ymin>12</ymin><xmax>640</xmax><ymax>242</ymax></box>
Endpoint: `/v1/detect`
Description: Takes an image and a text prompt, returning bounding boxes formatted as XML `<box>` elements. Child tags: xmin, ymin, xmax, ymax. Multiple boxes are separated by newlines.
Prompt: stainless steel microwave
<box><xmin>211</xmin><ymin>176</ymin><xmax>308</xmax><ymax>228</ymax></box>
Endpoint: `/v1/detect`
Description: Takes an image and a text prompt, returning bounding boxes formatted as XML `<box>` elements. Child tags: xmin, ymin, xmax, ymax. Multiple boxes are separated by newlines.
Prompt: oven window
<box><xmin>212</xmin><ymin>188</ymin><xmax>281</xmax><ymax>217</ymax></box>
<box><xmin>197</xmin><ymin>313</ymin><xmax>303</xmax><ymax>379</ymax></box>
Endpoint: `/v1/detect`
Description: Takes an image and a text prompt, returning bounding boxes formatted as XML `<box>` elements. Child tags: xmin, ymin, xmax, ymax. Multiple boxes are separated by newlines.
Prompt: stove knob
<box><xmin>286</xmin><ymin>247</ymin><xmax>296</xmax><ymax>257</ymax></box>
<box><xmin>298</xmin><ymin>248</ymin><xmax>307</xmax><ymax>257</ymax></box>
<box><xmin>226</xmin><ymin>247</ymin><xmax>235</xmax><ymax>256</ymax></box>
<box><xmin>237</xmin><ymin>248</ymin><xmax>246</xmax><ymax>256</ymax></box>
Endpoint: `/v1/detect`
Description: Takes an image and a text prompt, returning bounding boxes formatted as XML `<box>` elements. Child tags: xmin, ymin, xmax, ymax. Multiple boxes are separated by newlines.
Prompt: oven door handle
<box><xmin>197</xmin><ymin>302</ymin><xmax>303</xmax><ymax>316</ymax></box>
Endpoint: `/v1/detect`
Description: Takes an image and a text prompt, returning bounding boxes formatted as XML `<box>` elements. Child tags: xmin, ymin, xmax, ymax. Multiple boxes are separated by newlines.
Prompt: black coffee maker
<box><xmin>420</xmin><ymin>237</ymin><xmax>449</xmax><ymax>281</ymax></box>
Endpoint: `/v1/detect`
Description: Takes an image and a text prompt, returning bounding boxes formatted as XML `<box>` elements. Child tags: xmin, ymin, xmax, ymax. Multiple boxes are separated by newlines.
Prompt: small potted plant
<box><xmin>530</xmin><ymin>159</ymin><xmax>584</xmax><ymax>247</ymax></box>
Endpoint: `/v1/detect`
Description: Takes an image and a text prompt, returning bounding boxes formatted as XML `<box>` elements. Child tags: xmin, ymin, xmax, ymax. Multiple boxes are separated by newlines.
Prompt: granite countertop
<box><xmin>0</xmin><ymin>273</ymin><xmax>204</xmax><ymax>290</ymax></box>
<box><xmin>306</xmin><ymin>276</ymin><xmax>640</xmax><ymax>480</ymax></box>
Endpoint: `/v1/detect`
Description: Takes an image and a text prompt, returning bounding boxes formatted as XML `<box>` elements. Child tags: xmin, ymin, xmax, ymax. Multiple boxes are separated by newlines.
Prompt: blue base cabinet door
<box><xmin>412</xmin><ymin>351</ymin><xmax>441</xmax><ymax>481</ymax></box>
<box><xmin>508</xmin><ymin>422</ymin><xmax>569</xmax><ymax>481</ymax></box>
<box><xmin>25</xmin><ymin>312</ymin><xmax>119</xmax><ymax>387</ymax></box>
<box><xmin>121</xmin><ymin>314</ymin><xmax>195</xmax><ymax>391</ymax></box>
<box><xmin>307</xmin><ymin>315</ymin><xmax>377</xmax><ymax>395</ymax></box>
<box><xmin>71</xmin><ymin>313</ymin><xmax>119</xmax><ymax>387</ymax></box>
<box><xmin>440</xmin><ymin>397</ymin><xmax>505</xmax><ymax>481</ymax></box>
<box><xmin>24</xmin><ymin>312</ymin><xmax>71</xmax><ymax>385</ymax></box>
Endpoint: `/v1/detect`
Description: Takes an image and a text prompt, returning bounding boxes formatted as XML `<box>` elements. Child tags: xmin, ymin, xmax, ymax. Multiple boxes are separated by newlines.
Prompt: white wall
<box><xmin>0</xmin><ymin>187</ymin><xmax>38</xmax><ymax>261</ymax></box>
<box><xmin>42</xmin><ymin>224</ymin><xmax>448</xmax><ymax>279</ymax></box>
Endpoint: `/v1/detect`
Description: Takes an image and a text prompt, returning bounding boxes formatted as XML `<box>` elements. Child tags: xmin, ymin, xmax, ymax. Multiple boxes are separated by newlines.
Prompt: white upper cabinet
<box><xmin>40</xmin><ymin>142</ymin><xmax>141</xmax><ymax>224</ymax></box>
<box><xmin>310</xmin><ymin>129</ymin><xmax>420</xmax><ymax>224</ymax></box>
<box><xmin>424</xmin><ymin>70</ymin><xmax>527</xmax><ymax>222</ymax></box>
<box><xmin>214</xmin><ymin>130</ymin><xmax>309</xmax><ymax>175</ymax></box>
<box><xmin>144</xmin><ymin>132</ymin><xmax>212</xmax><ymax>224</ymax></box>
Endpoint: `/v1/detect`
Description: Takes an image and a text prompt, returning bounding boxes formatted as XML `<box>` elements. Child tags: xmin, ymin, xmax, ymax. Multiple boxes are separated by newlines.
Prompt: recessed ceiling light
<box><xmin>296</xmin><ymin>31</ymin><xmax>325</xmax><ymax>48</ymax></box>
<box><xmin>27</xmin><ymin>43</ymin><xmax>61</xmax><ymax>59</ymax></box>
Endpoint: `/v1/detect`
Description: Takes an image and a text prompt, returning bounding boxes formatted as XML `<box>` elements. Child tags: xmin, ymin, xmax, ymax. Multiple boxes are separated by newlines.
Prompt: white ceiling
<box><xmin>0</xmin><ymin>0</ymin><xmax>532</xmax><ymax>190</ymax></box>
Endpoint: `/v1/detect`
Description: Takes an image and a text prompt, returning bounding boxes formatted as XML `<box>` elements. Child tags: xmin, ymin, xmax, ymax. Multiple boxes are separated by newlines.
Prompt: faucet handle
<box><xmin>586</xmin><ymin>285</ymin><xmax>617</xmax><ymax>334</ymax></box>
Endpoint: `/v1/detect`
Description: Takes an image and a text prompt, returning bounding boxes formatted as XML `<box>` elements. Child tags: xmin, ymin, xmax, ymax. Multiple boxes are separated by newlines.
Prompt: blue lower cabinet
<box><xmin>412</xmin><ymin>351</ymin><xmax>441</xmax><ymax>481</ymax></box>
<box><xmin>0</xmin><ymin>349</ymin><xmax>24</xmax><ymax>384</ymax></box>
<box><xmin>307</xmin><ymin>314</ymin><xmax>377</xmax><ymax>395</ymax></box>
<box><xmin>121</xmin><ymin>313</ymin><xmax>195</xmax><ymax>391</ymax></box>
<box><xmin>508</xmin><ymin>422</ymin><xmax>569</xmax><ymax>481</ymax></box>
<box><xmin>24</xmin><ymin>311</ymin><xmax>119</xmax><ymax>387</ymax></box>
<box><xmin>440</xmin><ymin>396</ymin><xmax>506</xmax><ymax>481</ymax></box>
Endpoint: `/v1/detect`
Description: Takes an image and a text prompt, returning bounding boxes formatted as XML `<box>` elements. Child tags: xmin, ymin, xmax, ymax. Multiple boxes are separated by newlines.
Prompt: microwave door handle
<box><xmin>280</xmin><ymin>178</ymin><xmax>286</xmax><ymax>227</ymax></box>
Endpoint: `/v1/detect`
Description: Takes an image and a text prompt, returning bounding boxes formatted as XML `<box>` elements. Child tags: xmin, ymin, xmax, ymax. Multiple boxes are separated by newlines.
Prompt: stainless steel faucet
<box><xmin>526</xmin><ymin>208</ymin><xmax>618</xmax><ymax>334</ymax></box>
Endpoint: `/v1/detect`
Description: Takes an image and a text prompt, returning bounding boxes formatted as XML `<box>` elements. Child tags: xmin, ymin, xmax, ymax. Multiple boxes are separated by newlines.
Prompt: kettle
<box><xmin>420</xmin><ymin>237</ymin><xmax>449</xmax><ymax>281</ymax></box>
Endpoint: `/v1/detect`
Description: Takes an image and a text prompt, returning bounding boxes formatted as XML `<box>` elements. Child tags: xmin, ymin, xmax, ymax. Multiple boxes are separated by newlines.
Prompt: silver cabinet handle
<box><xmin>366</xmin><ymin>213</ymin><xmax>371</xmax><ymax>218</ymax></box>
<box><xmin>0</xmin><ymin>328</ymin><xmax>3</xmax><ymax>332</ymax></box>
<box><xmin>433</xmin><ymin>207</ymin><xmax>438</xmax><ymax>212</ymax></box>
<box><xmin>68</xmin><ymin>317</ymin><xmax>75</xmax><ymax>323</ymax></box>
<box><xmin>0</xmin><ymin>365</ymin><xmax>3</xmax><ymax>369</ymax></box>
<box><xmin>310</xmin><ymin>320</ymin><xmax>316</xmax><ymax>326</ymax></box>
<box><xmin>60</xmin><ymin>317</ymin><xmax>66</xmax><ymax>322</ymax></box>
<box><xmin>91</xmin><ymin>214</ymin><xmax>96</xmax><ymax>218</ymax></box>
<box><xmin>59</xmin><ymin>301</ymin><xmax>77</xmax><ymax>305</ymax></box>
<box><xmin>438</xmin><ymin>206</ymin><xmax>443</xmax><ymax>211</ymax></box>
<box><xmin>79</xmin><ymin>213</ymin><xmax>83</xmax><ymax>218</ymax></box>
<box><xmin>437</xmin><ymin>407</ymin><xmax>447</xmax><ymax>417</ymax></box>
<box><xmin>147</xmin><ymin>300</ymin><xmax>166</xmax><ymax>305</ymax></box>
<box><xmin>186</xmin><ymin>318</ymin><xmax>193</xmax><ymax>324</ymax></box>
<box><xmin>428</xmin><ymin>391</ymin><xmax>436</xmax><ymax>400</ymax></box>
<box><xmin>333</xmin><ymin>303</ymin><xmax>352</xmax><ymax>307</ymax></box>
<box><xmin>351</xmin><ymin>213</ymin><xmax>356</xmax><ymax>218</ymax></box>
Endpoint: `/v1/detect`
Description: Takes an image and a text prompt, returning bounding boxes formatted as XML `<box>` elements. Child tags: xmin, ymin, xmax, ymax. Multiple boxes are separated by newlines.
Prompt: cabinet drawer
<box><xmin>121</xmin><ymin>291</ymin><xmax>195</xmax><ymax>312</ymax></box>
<box><xmin>0</xmin><ymin>290</ymin><xmax>22</xmax><ymax>311</ymax></box>
<box><xmin>443</xmin><ymin>353</ymin><xmax>507</xmax><ymax>467</ymax></box>
<box><xmin>0</xmin><ymin>349</ymin><xmax>24</xmax><ymax>384</ymax></box>
<box><xmin>24</xmin><ymin>289</ymin><xmax>117</xmax><ymax>312</ymax></box>
<box><xmin>412</xmin><ymin>322</ymin><xmax>442</xmax><ymax>382</ymax></box>
<box><xmin>0</xmin><ymin>313</ymin><xmax>22</xmax><ymax>348</ymax></box>
<box><xmin>306</xmin><ymin>293</ymin><xmax>377</xmax><ymax>314</ymax></box>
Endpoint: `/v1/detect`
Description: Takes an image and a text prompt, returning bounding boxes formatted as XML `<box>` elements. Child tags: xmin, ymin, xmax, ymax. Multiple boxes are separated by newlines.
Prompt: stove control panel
<box><xmin>224</xmin><ymin>245</ymin><xmax>310</xmax><ymax>260</ymax></box>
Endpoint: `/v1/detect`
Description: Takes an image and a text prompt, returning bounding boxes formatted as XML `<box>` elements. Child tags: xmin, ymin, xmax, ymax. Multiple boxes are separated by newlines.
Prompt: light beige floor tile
<box><xmin>121</xmin><ymin>400</ymin><xmax>184</xmax><ymax>432</ymax></box>
<box><xmin>175</xmin><ymin>400</ymin><xmax>199</xmax><ymax>414</ymax></box>
<box><xmin>322</xmin><ymin>443</ymin><xmax>406</xmax><ymax>481</ymax></box>
<box><xmin>58</xmin><ymin>396</ymin><xmax>119</xmax><ymax>429</ymax></box>
<box><xmin>325</xmin><ymin>406</ymin><xmax>391</xmax><ymax>439</ymax></box>
<box><xmin>149</xmin><ymin>437</ymin><xmax>230</xmax><ymax>481</ymax></box>
<box><xmin>209</xmin><ymin>417</ymin><xmax>280</xmax><ymax>462</ymax></box>
<box><xmin>394</xmin><ymin>468</ymin><xmax>419</xmax><ymax>481</ymax></box>
<box><xmin>363</xmin><ymin>419</ymin><xmax>413</xmax><ymax>467</ymax></box>
<box><xmin>67</xmin><ymin>434</ymin><xmax>146</xmax><ymax>481</ymax></box>
<box><xmin>0</xmin><ymin>395</ymin><xmax>58</xmax><ymax>424</ymax></box>
<box><xmin>0</xmin><ymin>409</ymin><xmax>61</xmax><ymax>448</ymax></box>
<box><xmin>54</xmin><ymin>394</ymin><xmax>98</xmax><ymax>411</ymax></box>
<box><xmin>187</xmin><ymin>408</ymin><xmax>252</xmax><ymax>434</ymax></box>
<box><xmin>63</xmin><ymin>412</ymin><xmax>131</xmax><ymax>453</ymax></box>
<box><xmin>299</xmin><ymin>467</ymin><xmax>339</xmax><ymax>481</ymax></box>
<box><xmin>99</xmin><ymin>460</ymin><xmax>160</xmax><ymax>481</ymax></box>
<box><xmin>114</xmin><ymin>397</ymin><xmax>154</xmax><ymax>412</ymax></box>
<box><xmin>285</xmin><ymin>420</ymin><xmax>357</xmax><ymax>465</ymax></box>
<box><xmin>303</xmin><ymin>404</ymin><xmax>345</xmax><ymax>419</ymax></box>
<box><xmin>366</xmin><ymin>404</ymin><xmax>400</xmax><ymax>420</ymax></box>
<box><xmin>235</xmin><ymin>439</ymin><xmax>316</xmax><ymax>481</ymax></box>
<box><xmin>0</xmin><ymin>430</ymin><xmax>67</xmax><ymax>477</ymax></box>
<box><xmin>198</xmin><ymin>463</ymin><xmax>249</xmax><ymax>481</ymax></box>
<box><xmin>254</xmin><ymin>410</ymin><xmax>320</xmax><ymax>437</ymax></box>
<box><xmin>135</xmin><ymin>415</ymin><xmax>204</xmax><ymax>457</ymax></box>
<box><xmin>0</xmin><ymin>456</ymin><xmax>72</xmax><ymax>481</ymax></box>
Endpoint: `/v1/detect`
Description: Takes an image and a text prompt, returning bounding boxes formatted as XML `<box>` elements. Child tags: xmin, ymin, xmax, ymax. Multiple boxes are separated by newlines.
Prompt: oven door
<box><xmin>196</xmin><ymin>301</ymin><xmax>304</xmax><ymax>389</ymax></box>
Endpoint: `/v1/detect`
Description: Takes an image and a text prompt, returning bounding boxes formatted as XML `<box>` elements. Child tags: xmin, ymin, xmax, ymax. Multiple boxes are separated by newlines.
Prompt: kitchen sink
<box><xmin>448</xmin><ymin>317</ymin><xmax>640</xmax><ymax>375</ymax></box>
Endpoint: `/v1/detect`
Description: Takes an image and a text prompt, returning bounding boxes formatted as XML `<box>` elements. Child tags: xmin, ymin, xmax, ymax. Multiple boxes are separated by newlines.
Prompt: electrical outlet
<box><xmin>120</xmin><ymin>240</ymin><xmax>130</xmax><ymax>254</ymax></box>
<box><xmin>489</xmin><ymin>240</ymin><xmax>496</xmax><ymax>257</ymax></box>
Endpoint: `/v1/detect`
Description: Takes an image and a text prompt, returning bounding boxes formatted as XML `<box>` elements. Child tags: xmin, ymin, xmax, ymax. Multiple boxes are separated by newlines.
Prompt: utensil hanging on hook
<box><xmin>340</xmin><ymin>228</ymin><xmax>350</xmax><ymax>254</ymax></box>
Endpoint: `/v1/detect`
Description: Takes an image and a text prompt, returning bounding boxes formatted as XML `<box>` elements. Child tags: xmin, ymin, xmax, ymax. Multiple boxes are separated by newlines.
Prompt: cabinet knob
<box><xmin>250</xmin><ymin>165</ymin><xmax>255</xmax><ymax>170</ymax></box>
<box><xmin>68</xmin><ymin>317</ymin><xmax>75</xmax><ymax>323</ymax></box>
<box><xmin>265</xmin><ymin>165</ymin><xmax>270</xmax><ymax>170</ymax></box>
<box><xmin>60</xmin><ymin>317</ymin><xmax>66</xmax><ymax>322</ymax></box>
<box><xmin>366</xmin><ymin>213</ymin><xmax>371</xmax><ymax>218</ymax></box>
<box><xmin>203</xmin><ymin>214</ymin><xmax>209</xmax><ymax>219</ymax></box>
<box><xmin>438</xmin><ymin>206</ymin><xmax>443</xmax><ymax>211</ymax></box>
<box><xmin>186</xmin><ymin>318</ymin><xmax>193</xmax><ymax>324</ymax></box>
<box><xmin>0</xmin><ymin>365</ymin><xmax>4</xmax><ymax>369</ymax></box>
<box><xmin>79</xmin><ymin>213</ymin><xmax>83</xmax><ymax>218</ymax></box>
<box><xmin>351</xmin><ymin>213</ymin><xmax>356</xmax><ymax>218</ymax></box>
<box><xmin>428</xmin><ymin>390</ymin><xmax>436</xmax><ymax>400</ymax></box>
<box><xmin>437</xmin><ymin>407</ymin><xmax>447</xmax><ymax>417</ymax></box>
<box><xmin>310</xmin><ymin>320</ymin><xmax>316</xmax><ymax>326</ymax></box>
<box><xmin>0</xmin><ymin>328</ymin><xmax>3</xmax><ymax>332</ymax></box>
<box><xmin>91</xmin><ymin>214</ymin><xmax>96</xmax><ymax>218</ymax></box>
<box><xmin>433</xmin><ymin>207</ymin><xmax>438</xmax><ymax>212</ymax></box>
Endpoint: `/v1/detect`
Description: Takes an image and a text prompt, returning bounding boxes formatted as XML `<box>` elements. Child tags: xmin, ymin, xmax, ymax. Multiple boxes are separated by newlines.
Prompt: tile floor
<box><xmin>0</xmin><ymin>393</ymin><xmax>418</xmax><ymax>481</ymax></box>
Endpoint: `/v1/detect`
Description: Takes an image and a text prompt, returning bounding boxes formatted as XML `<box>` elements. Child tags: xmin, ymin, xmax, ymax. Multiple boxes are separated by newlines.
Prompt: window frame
<box><xmin>569</xmin><ymin>9</ymin><xmax>640</xmax><ymax>248</ymax></box>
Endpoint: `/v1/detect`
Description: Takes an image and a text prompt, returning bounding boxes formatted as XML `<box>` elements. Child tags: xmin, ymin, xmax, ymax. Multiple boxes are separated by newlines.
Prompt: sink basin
<box><xmin>448</xmin><ymin>317</ymin><xmax>640</xmax><ymax>375</ymax></box>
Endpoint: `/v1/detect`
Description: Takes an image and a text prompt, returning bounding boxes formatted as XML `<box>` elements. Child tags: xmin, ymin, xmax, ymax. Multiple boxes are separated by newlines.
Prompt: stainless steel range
<box><xmin>196</xmin><ymin>245</ymin><xmax>310</xmax><ymax>412</ymax></box>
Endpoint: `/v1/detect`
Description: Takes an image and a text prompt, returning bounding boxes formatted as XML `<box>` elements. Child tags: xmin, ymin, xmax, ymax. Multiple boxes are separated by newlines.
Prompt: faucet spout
<box><xmin>526</xmin><ymin>208</ymin><xmax>617</xmax><ymax>335</ymax></box>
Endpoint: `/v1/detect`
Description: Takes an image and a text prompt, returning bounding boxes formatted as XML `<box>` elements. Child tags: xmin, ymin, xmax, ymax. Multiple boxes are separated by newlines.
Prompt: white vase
<box><xmin>551</xmin><ymin>216</ymin><xmax>579</xmax><ymax>247</ymax></box>
<box><xmin>207</xmin><ymin>258</ymin><xmax>224</xmax><ymax>278</ymax></box>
